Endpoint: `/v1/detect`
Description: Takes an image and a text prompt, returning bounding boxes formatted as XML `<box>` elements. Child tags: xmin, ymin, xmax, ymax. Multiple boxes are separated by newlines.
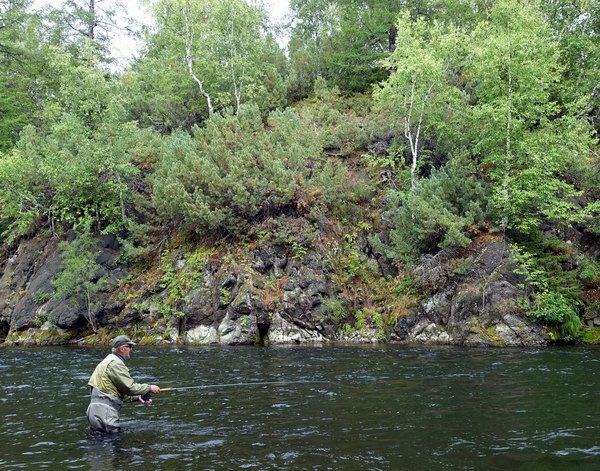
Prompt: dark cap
<box><xmin>111</xmin><ymin>335</ymin><xmax>136</xmax><ymax>349</ymax></box>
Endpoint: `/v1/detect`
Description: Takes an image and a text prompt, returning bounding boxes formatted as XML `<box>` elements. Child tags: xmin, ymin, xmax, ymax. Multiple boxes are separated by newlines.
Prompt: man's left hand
<box><xmin>139</xmin><ymin>396</ymin><xmax>153</xmax><ymax>405</ymax></box>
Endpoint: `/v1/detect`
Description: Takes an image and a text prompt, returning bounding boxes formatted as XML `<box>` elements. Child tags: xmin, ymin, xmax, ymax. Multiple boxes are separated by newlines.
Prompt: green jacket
<box><xmin>88</xmin><ymin>353</ymin><xmax>150</xmax><ymax>400</ymax></box>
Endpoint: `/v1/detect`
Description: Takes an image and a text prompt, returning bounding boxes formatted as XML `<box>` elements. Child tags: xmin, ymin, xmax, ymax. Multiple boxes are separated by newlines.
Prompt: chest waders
<box><xmin>87</xmin><ymin>354</ymin><xmax>125</xmax><ymax>434</ymax></box>
<box><xmin>87</xmin><ymin>387</ymin><xmax>124</xmax><ymax>433</ymax></box>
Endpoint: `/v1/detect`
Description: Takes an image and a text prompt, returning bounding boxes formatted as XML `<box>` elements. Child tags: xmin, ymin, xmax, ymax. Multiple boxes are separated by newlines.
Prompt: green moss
<box><xmin>137</xmin><ymin>334</ymin><xmax>163</xmax><ymax>346</ymax></box>
<box><xmin>484</xmin><ymin>325</ymin><xmax>507</xmax><ymax>347</ymax></box>
<box><xmin>544</xmin><ymin>326</ymin><xmax>561</xmax><ymax>342</ymax></box>
<box><xmin>582</xmin><ymin>327</ymin><xmax>600</xmax><ymax>344</ymax></box>
<box><xmin>2</xmin><ymin>327</ymin><xmax>71</xmax><ymax>346</ymax></box>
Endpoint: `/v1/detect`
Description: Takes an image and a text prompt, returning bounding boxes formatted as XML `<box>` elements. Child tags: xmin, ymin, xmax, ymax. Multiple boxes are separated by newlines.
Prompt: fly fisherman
<box><xmin>87</xmin><ymin>335</ymin><xmax>161</xmax><ymax>433</ymax></box>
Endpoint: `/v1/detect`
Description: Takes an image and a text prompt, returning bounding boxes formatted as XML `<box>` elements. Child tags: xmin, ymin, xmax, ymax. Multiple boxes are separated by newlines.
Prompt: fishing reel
<box><xmin>141</xmin><ymin>392</ymin><xmax>152</xmax><ymax>402</ymax></box>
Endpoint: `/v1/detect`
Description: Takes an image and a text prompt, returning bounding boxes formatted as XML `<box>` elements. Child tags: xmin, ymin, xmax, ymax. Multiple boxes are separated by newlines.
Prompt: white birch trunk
<box><xmin>183</xmin><ymin>5</ymin><xmax>214</xmax><ymax>116</ymax></box>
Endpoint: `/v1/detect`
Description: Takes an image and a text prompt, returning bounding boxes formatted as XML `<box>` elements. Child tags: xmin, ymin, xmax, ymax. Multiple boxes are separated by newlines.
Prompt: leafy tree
<box><xmin>0</xmin><ymin>47</ymin><xmax>141</xmax><ymax>242</ymax></box>
<box><xmin>0</xmin><ymin>0</ymin><xmax>41</xmax><ymax>151</ymax></box>
<box><xmin>53</xmin><ymin>222</ymin><xmax>106</xmax><ymax>332</ymax></box>
<box><xmin>375</xmin><ymin>12</ymin><xmax>469</xmax><ymax>188</ymax></box>
<box><xmin>132</xmin><ymin>0</ymin><xmax>288</xmax><ymax>129</ymax></box>
<box><xmin>466</xmin><ymin>0</ymin><xmax>595</xmax><ymax>235</ymax></box>
<box><xmin>287</xmin><ymin>0</ymin><xmax>493</xmax><ymax>95</ymax></box>
<box><xmin>289</xmin><ymin>0</ymin><xmax>402</xmax><ymax>94</ymax></box>
<box><xmin>43</xmin><ymin>0</ymin><xmax>135</xmax><ymax>64</ymax></box>
<box><xmin>540</xmin><ymin>0</ymin><xmax>599</xmax><ymax>132</ymax></box>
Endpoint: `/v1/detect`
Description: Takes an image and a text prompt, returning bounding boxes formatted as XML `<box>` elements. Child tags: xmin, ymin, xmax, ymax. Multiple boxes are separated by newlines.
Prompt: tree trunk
<box><xmin>85</xmin><ymin>287</ymin><xmax>97</xmax><ymax>332</ymax></box>
<box><xmin>87</xmin><ymin>0</ymin><xmax>97</xmax><ymax>40</ymax></box>
<box><xmin>388</xmin><ymin>25</ymin><xmax>397</xmax><ymax>52</ymax></box>
<box><xmin>183</xmin><ymin>6</ymin><xmax>214</xmax><ymax>116</ymax></box>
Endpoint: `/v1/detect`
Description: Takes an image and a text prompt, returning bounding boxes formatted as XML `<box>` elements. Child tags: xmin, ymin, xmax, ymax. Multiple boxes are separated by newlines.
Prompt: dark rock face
<box><xmin>0</xmin><ymin>234</ymin><xmax>128</xmax><ymax>341</ymax></box>
<box><xmin>1</xmin><ymin>232</ymin><xmax>548</xmax><ymax>347</ymax></box>
<box><xmin>391</xmin><ymin>241</ymin><xmax>547</xmax><ymax>346</ymax></box>
<box><xmin>182</xmin><ymin>249</ymin><xmax>337</xmax><ymax>345</ymax></box>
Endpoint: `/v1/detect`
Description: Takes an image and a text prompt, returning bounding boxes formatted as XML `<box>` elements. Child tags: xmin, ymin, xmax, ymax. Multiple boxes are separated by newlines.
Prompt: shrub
<box><xmin>381</xmin><ymin>158</ymin><xmax>488</xmax><ymax>262</ymax></box>
<box><xmin>53</xmin><ymin>223</ymin><xmax>106</xmax><ymax>332</ymax></box>
<box><xmin>580</xmin><ymin>259</ymin><xmax>600</xmax><ymax>286</ymax></box>
<box><xmin>151</xmin><ymin>105</ymin><xmax>321</xmax><ymax>236</ymax></box>
<box><xmin>323</xmin><ymin>297</ymin><xmax>346</xmax><ymax>322</ymax></box>
<box><xmin>314</xmin><ymin>159</ymin><xmax>373</xmax><ymax>219</ymax></box>
<box><xmin>530</xmin><ymin>292</ymin><xmax>583</xmax><ymax>340</ymax></box>
<box><xmin>296</xmin><ymin>78</ymin><xmax>370</xmax><ymax>154</ymax></box>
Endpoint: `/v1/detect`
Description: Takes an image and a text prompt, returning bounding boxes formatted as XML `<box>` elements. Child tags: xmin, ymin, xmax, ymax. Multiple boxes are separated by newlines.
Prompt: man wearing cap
<box><xmin>86</xmin><ymin>335</ymin><xmax>161</xmax><ymax>433</ymax></box>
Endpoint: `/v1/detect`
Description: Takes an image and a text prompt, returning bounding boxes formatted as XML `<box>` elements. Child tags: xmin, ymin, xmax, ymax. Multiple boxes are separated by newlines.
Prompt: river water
<box><xmin>0</xmin><ymin>345</ymin><xmax>598</xmax><ymax>470</ymax></box>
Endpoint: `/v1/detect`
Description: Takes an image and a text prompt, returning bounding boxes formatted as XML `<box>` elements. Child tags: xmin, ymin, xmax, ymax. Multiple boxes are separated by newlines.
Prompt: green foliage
<box><xmin>0</xmin><ymin>0</ymin><xmax>42</xmax><ymax>151</ymax></box>
<box><xmin>132</xmin><ymin>0</ymin><xmax>288</xmax><ymax>129</ymax></box>
<box><xmin>157</xmin><ymin>246</ymin><xmax>212</xmax><ymax>319</ymax></box>
<box><xmin>466</xmin><ymin>0</ymin><xmax>594</xmax><ymax>233</ymax></box>
<box><xmin>297</xmin><ymin>79</ymin><xmax>370</xmax><ymax>155</ymax></box>
<box><xmin>0</xmin><ymin>48</ymin><xmax>143</xmax><ymax>242</ymax></box>
<box><xmin>540</xmin><ymin>0</ymin><xmax>600</xmax><ymax>134</ymax></box>
<box><xmin>382</xmin><ymin>158</ymin><xmax>488</xmax><ymax>261</ymax></box>
<box><xmin>371</xmin><ymin>0</ymin><xmax>597</xmax><ymax>238</ymax></box>
<box><xmin>322</xmin><ymin>297</ymin><xmax>346</xmax><ymax>322</ymax></box>
<box><xmin>511</xmin><ymin>237</ymin><xmax>585</xmax><ymax>341</ymax></box>
<box><xmin>582</xmin><ymin>327</ymin><xmax>600</xmax><ymax>345</ymax></box>
<box><xmin>512</xmin><ymin>237</ymin><xmax>582</xmax><ymax>301</ymax></box>
<box><xmin>314</xmin><ymin>159</ymin><xmax>373</xmax><ymax>220</ymax></box>
<box><xmin>579</xmin><ymin>259</ymin><xmax>600</xmax><ymax>286</ymax></box>
<box><xmin>151</xmin><ymin>104</ymin><xmax>321</xmax><ymax>237</ymax></box>
<box><xmin>32</xmin><ymin>290</ymin><xmax>53</xmax><ymax>304</ymax></box>
<box><xmin>33</xmin><ymin>313</ymin><xmax>48</xmax><ymax>328</ymax></box>
<box><xmin>288</xmin><ymin>0</ymin><xmax>402</xmax><ymax>94</ymax></box>
<box><xmin>257</xmin><ymin>215</ymin><xmax>320</xmax><ymax>254</ymax></box>
<box><xmin>53</xmin><ymin>223</ymin><xmax>106</xmax><ymax>332</ymax></box>
<box><xmin>375</xmin><ymin>11</ymin><xmax>470</xmax><ymax>186</ymax></box>
<box><xmin>530</xmin><ymin>292</ymin><xmax>583</xmax><ymax>341</ymax></box>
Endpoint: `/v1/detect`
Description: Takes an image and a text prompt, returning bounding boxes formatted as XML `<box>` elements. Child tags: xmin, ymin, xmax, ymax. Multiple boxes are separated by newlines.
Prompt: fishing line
<box><xmin>160</xmin><ymin>380</ymin><xmax>325</xmax><ymax>392</ymax></box>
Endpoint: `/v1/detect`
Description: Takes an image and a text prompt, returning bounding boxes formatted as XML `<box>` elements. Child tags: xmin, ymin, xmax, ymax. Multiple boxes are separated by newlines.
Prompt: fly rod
<box><xmin>159</xmin><ymin>380</ymin><xmax>324</xmax><ymax>392</ymax></box>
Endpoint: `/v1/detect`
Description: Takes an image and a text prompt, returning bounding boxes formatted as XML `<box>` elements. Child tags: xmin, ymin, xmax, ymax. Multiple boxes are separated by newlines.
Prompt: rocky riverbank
<box><xmin>3</xmin><ymin>228</ymin><xmax>597</xmax><ymax>347</ymax></box>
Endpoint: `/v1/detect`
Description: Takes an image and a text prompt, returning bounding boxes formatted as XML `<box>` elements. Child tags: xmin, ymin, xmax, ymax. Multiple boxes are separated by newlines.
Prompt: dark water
<box><xmin>0</xmin><ymin>345</ymin><xmax>598</xmax><ymax>470</ymax></box>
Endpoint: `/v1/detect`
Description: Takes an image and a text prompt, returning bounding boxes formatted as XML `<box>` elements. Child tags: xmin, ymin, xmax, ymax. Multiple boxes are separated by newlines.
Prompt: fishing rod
<box><xmin>162</xmin><ymin>380</ymin><xmax>323</xmax><ymax>391</ymax></box>
<box><xmin>141</xmin><ymin>380</ymin><xmax>323</xmax><ymax>400</ymax></box>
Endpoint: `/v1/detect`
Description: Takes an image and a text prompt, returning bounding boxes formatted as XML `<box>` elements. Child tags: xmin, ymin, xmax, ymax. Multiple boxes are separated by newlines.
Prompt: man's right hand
<box><xmin>150</xmin><ymin>385</ymin><xmax>161</xmax><ymax>394</ymax></box>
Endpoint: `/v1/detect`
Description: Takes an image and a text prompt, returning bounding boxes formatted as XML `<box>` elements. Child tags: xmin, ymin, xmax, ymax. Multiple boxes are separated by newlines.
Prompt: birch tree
<box><xmin>467</xmin><ymin>0</ymin><xmax>593</xmax><ymax>234</ymax></box>
<box><xmin>139</xmin><ymin>0</ymin><xmax>285</xmax><ymax>126</ymax></box>
<box><xmin>375</xmin><ymin>12</ymin><xmax>466</xmax><ymax>189</ymax></box>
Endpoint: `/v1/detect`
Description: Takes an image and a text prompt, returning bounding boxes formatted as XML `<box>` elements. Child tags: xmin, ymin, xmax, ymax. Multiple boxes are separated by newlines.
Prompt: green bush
<box><xmin>151</xmin><ymin>105</ymin><xmax>321</xmax><ymax>236</ymax></box>
<box><xmin>314</xmin><ymin>159</ymin><xmax>373</xmax><ymax>219</ymax></box>
<box><xmin>323</xmin><ymin>297</ymin><xmax>346</xmax><ymax>322</ymax></box>
<box><xmin>53</xmin><ymin>223</ymin><xmax>106</xmax><ymax>332</ymax></box>
<box><xmin>580</xmin><ymin>259</ymin><xmax>600</xmax><ymax>286</ymax></box>
<box><xmin>0</xmin><ymin>53</ymin><xmax>143</xmax><ymax>242</ymax></box>
<box><xmin>296</xmin><ymin>78</ymin><xmax>369</xmax><ymax>154</ymax></box>
<box><xmin>530</xmin><ymin>292</ymin><xmax>583</xmax><ymax>340</ymax></box>
<box><xmin>382</xmin><ymin>158</ymin><xmax>488</xmax><ymax>261</ymax></box>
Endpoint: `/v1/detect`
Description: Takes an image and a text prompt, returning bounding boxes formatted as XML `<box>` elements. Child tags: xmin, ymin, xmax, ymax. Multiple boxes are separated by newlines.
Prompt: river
<box><xmin>0</xmin><ymin>345</ymin><xmax>598</xmax><ymax>470</ymax></box>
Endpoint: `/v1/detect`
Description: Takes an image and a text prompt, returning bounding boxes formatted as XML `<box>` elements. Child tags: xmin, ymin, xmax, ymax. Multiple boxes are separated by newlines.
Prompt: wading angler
<box><xmin>86</xmin><ymin>335</ymin><xmax>161</xmax><ymax>433</ymax></box>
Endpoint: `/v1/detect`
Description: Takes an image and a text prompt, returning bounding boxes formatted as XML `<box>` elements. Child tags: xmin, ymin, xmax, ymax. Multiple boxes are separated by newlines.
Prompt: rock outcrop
<box><xmin>0</xmin><ymin>232</ymin><xmax>549</xmax><ymax>347</ymax></box>
<box><xmin>391</xmin><ymin>241</ymin><xmax>547</xmax><ymax>346</ymax></box>
<box><xmin>0</xmin><ymin>234</ymin><xmax>127</xmax><ymax>344</ymax></box>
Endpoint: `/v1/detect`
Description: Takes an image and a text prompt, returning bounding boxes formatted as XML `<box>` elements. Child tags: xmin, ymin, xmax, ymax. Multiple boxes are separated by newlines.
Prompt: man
<box><xmin>87</xmin><ymin>335</ymin><xmax>161</xmax><ymax>433</ymax></box>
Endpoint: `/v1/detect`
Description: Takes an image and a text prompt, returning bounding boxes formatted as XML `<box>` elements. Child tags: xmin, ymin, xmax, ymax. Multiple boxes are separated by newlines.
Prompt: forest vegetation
<box><xmin>0</xmin><ymin>0</ymin><xmax>598</xmax><ymax>343</ymax></box>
